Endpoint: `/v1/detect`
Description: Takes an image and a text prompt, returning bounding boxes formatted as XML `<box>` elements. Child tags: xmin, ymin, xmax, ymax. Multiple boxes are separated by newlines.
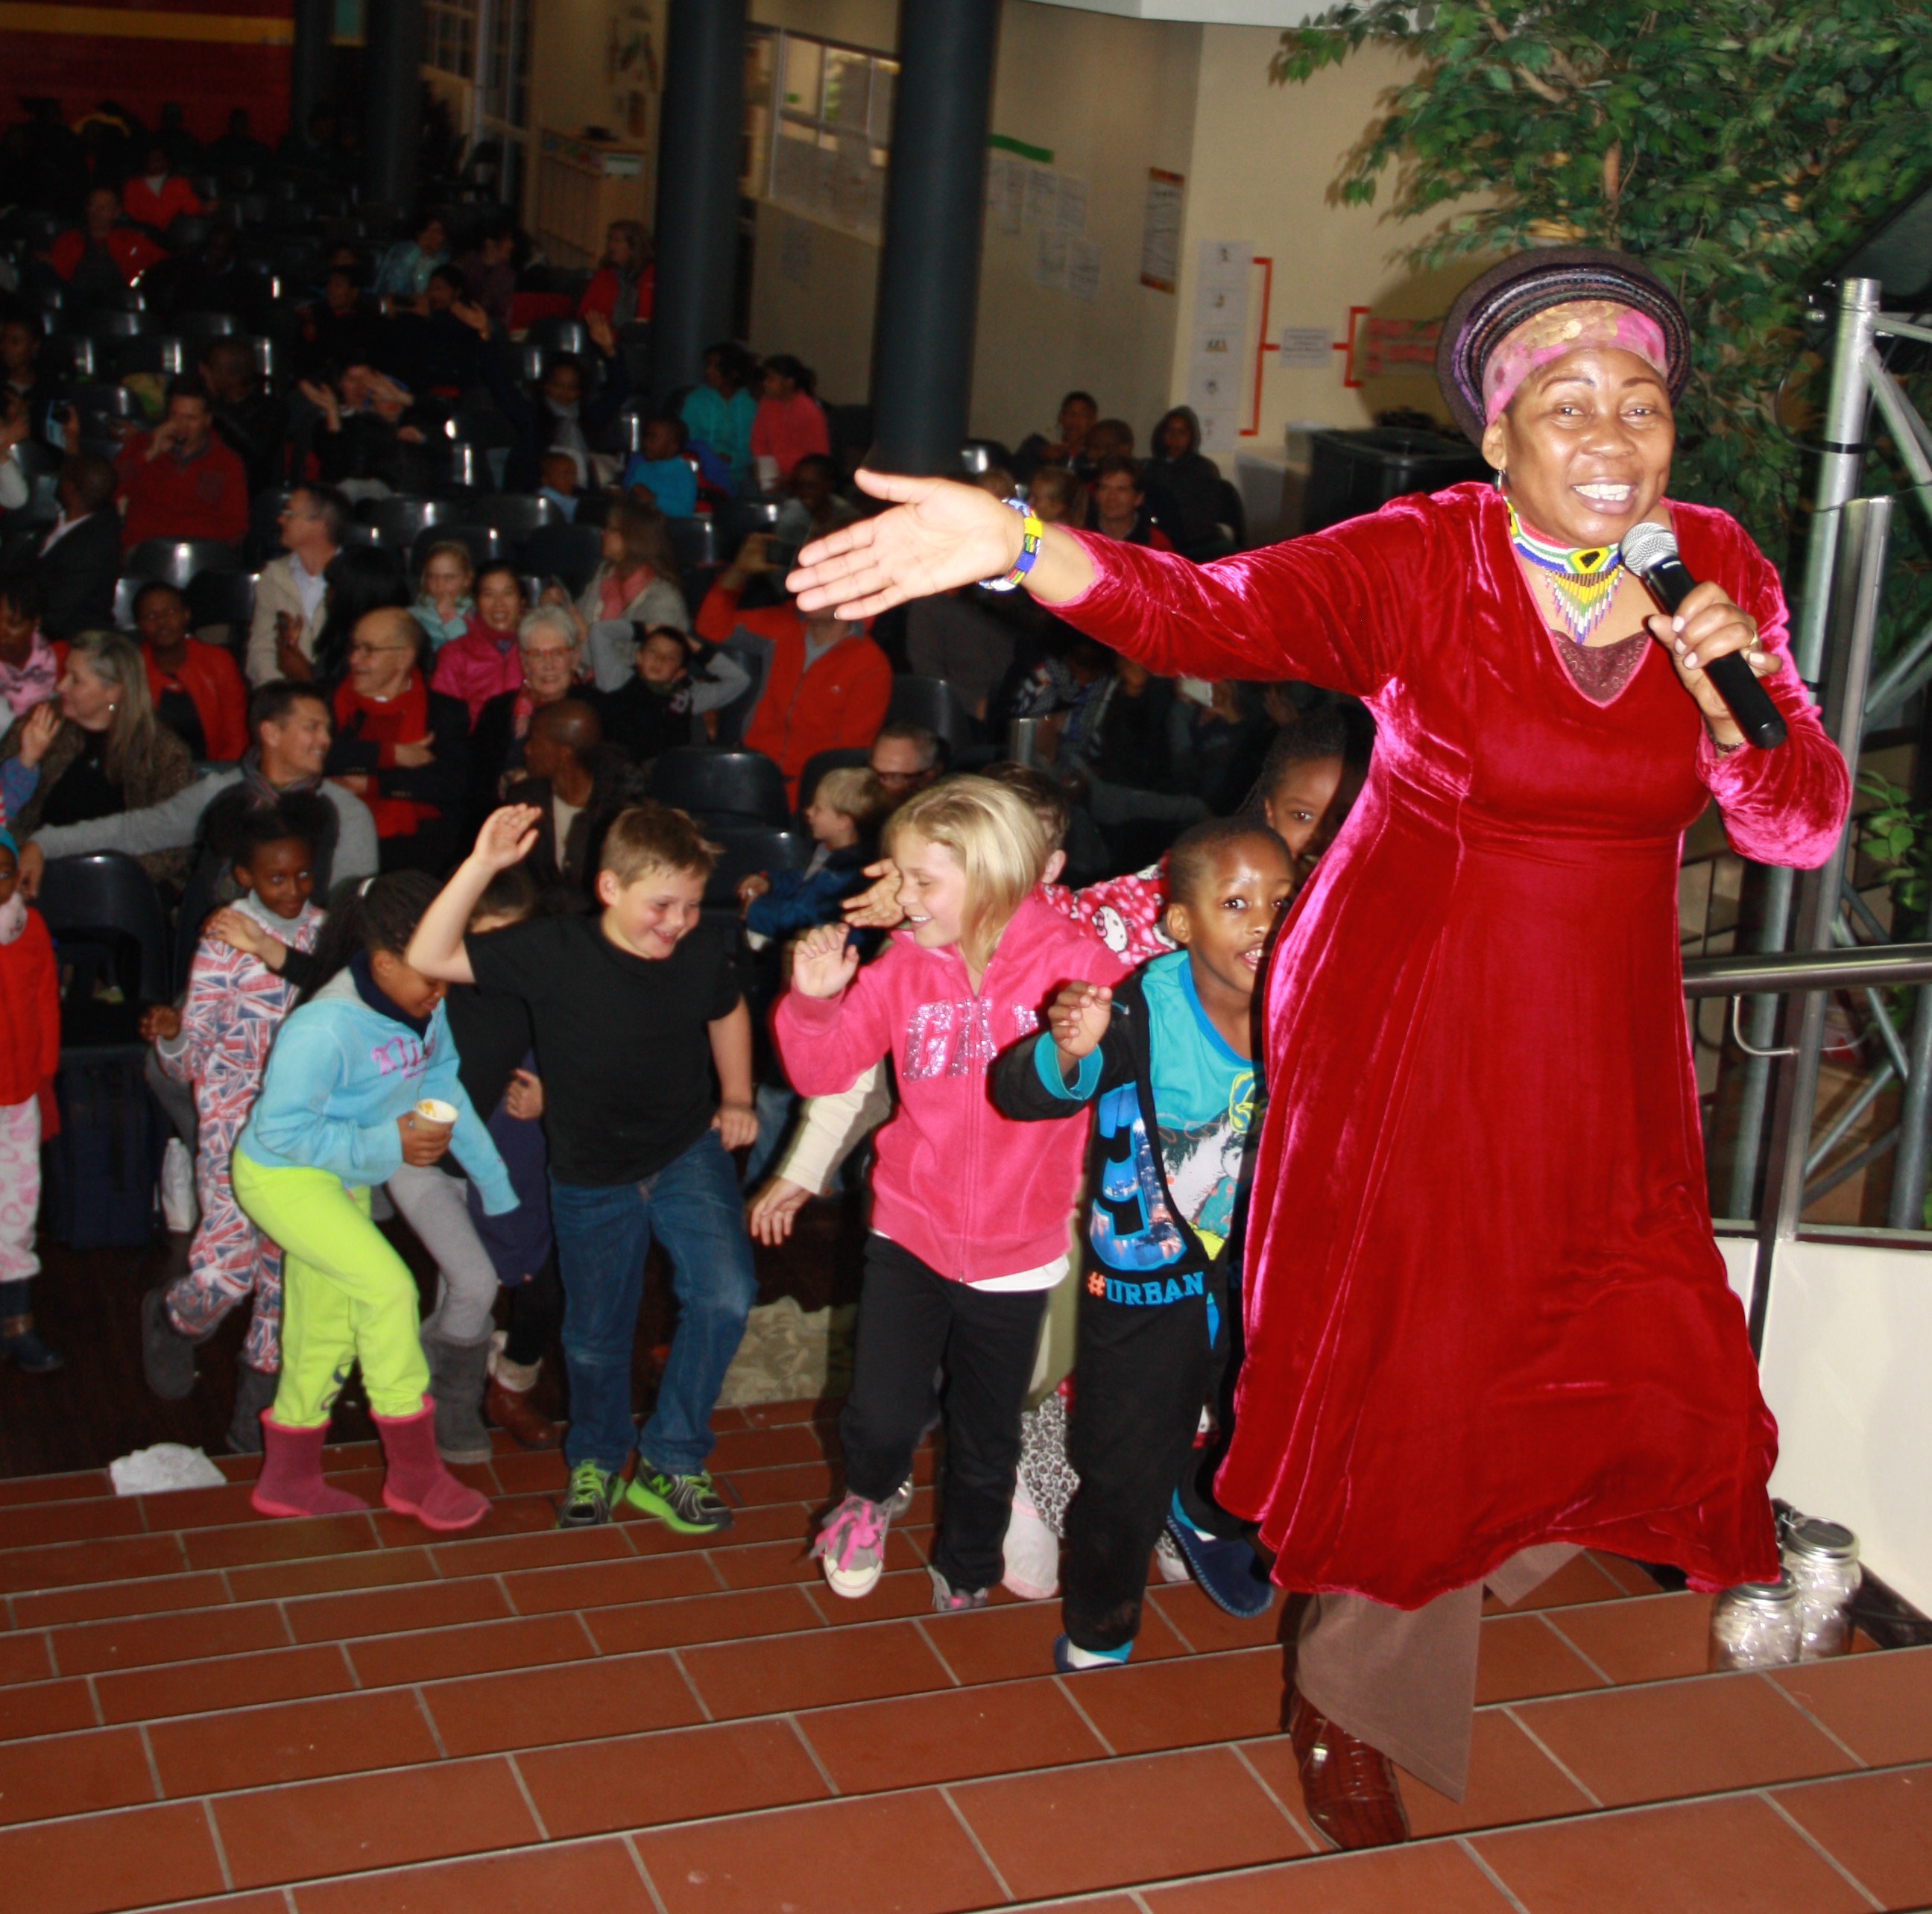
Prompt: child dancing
<box><xmin>994</xmin><ymin>817</ymin><xmax>1295</xmax><ymax>1667</ymax></box>
<box><xmin>233</xmin><ymin>872</ymin><xmax>515</xmax><ymax>1530</ymax></box>
<box><xmin>141</xmin><ymin>806</ymin><xmax>325</xmax><ymax>1449</ymax></box>
<box><xmin>0</xmin><ymin>830</ymin><xmax>60</xmax><ymax>1371</ymax></box>
<box><xmin>774</xmin><ymin>776</ymin><xmax>1126</xmax><ymax>1611</ymax></box>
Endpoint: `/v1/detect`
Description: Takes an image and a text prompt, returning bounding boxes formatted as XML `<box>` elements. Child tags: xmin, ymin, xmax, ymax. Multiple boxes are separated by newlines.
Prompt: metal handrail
<box><xmin>1682</xmin><ymin>943</ymin><xmax>1932</xmax><ymax>999</ymax></box>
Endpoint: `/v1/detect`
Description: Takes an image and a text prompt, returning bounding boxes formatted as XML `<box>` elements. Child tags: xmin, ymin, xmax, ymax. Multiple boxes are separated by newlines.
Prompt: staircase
<box><xmin>0</xmin><ymin>1403</ymin><xmax>1928</xmax><ymax>1914</ymax></box>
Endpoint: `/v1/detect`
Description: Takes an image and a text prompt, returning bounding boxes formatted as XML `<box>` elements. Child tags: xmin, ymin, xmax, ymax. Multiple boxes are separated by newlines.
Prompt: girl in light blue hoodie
<box><xmin>233</xmin><ymin>872</ymin><xmax>516</xmax><ymax>1532</ymax></box>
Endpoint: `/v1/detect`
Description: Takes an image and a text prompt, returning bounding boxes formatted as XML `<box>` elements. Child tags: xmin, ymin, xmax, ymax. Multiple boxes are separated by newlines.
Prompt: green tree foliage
<box><xmin>1270</xmin><ymin>1</ymin><xmax>1932</xmax><ymax>578</ymax></box>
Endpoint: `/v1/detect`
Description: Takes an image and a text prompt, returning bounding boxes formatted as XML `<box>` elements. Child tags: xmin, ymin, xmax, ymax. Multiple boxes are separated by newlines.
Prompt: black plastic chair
<box><xmin>523</xmin><ymin>522</ymin><xmax>603</xmax><ymax>596</ymax></box>
<box><xmin>359</xmin><ymin>495</ymin><xmax>465</xmax><ymax>549</ymax></box>
<box><xmin>702</xmin><ymin>827</ymin><xmax>809</xmax><ymax>907</ymax></box>
<box><xmin>37</xmin><ymin>853</ymin><xmax>172</xmax><ymax>1007</ymax></box>
<box><xmin>476</xmin><ymin>494</ymin><xmax>560</xmax><ymax>541</ymax></box>
<box><xmin>886</xmin><ymin>674</ymin><xmax>973</xmax><ymax>755</ymax></box>
<box><xmin>185</xmin><ymin>569</ymin><xmax>256</xmax><ymax>643</ymax></box>
<box><xmin>646</xmin><ymin>748</ymin><xmax>791</xmax><ymax>831</ymax></box>
<box><xmin>123</xmin><ymin>539</ymin><xmax>245</xmax><ymax>590</ymax></box>
<box><xmin>666</xmin><ymin>516</ymin><xmax>724</xmax><ymax>581</ymax></box>
<box><xmin>795</xmin><ymin>746</ymin><xmax>869</xmax><ymax>821</ymax></box>
<box><xmin>408</xmin><ymin>524</ymin><xmax>511</xmax><ymax>575</ymax></box>
<box><xmin>80</xmin><ymin>309</ymin><xmax>148</xmax><ymax>344</ymax></box>
<box><xmin>105</xmin><ymin>334</ymin><xmax>186</xmax><ymax>379</ymax></box>
<box><xmin>68</xmin><ymin>382</ymin><xmax>143</xmax><ymax>427</ymax></box>
<box><xmin>174</xmin><ymin>310</ymin><xmax>241</xmax><ymax>357</ymax></box>
<box><xmin>719</xmin><ymin>499</ymin><xmax>781</xmax><ymax>550</ymax></box>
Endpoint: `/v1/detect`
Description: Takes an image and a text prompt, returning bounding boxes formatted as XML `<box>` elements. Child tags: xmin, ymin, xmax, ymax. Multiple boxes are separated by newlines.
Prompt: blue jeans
<box><xmin>549</xmin><ymin>1128</ymin><xmax>757</xmax><ymax>1476</ymax></box>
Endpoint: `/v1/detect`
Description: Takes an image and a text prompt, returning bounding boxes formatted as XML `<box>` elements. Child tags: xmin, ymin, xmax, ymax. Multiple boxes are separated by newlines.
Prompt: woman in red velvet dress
<box><xmin>788</xmin><ymin>252</ymin><xmax>1850</xmax><ymax>1845</ymax></box>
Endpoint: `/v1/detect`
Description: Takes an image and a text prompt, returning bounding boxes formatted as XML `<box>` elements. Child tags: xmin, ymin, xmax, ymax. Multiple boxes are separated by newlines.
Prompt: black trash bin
<box><xmin>1302</xmin><ymin>428</ymin><xmax>1489</xmax><ymax>535</ymax></box>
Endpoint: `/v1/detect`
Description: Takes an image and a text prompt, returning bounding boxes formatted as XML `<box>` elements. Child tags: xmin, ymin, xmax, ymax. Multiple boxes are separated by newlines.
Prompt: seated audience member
<box><xmin>622</xmin><ymin>414</ymin><xmax>698</xmax><ymax>519</ymax></box>
<box><xmin>136</xmin><ymin>581</ymin><xmax>248</xmax><ymax>762</ymax></box>
<box><xmin>20</xmin><ymin>679</ymin><xmax>377</xmax><ymax>900</ymax></box>
<box><xmin>579</xmin><ymin>502</ymin><xmax>689</xmax><ymax>689</ymax></box>
<box><xmin>750</xmin><ymin>355</ymin><xmax>828</xmax><ymax>490</ymax></box>
<box><xmin>868</xmin><ymin>721</ymin><xmax>941</xmax><ymax>803</ymax></box>
<box><xmin>299</xmin><ymin>265</ymin><xmax>386</xmax><ymax>379</ymax></box>
<box><xmin>681</xmin><ymin>342</ymin><xmax>757</xmax><ymax>494</ymax></box>
<box><xmin>46</xmin><ymin>186</ymin><xmax>165</xmax><ymax>296</ymax></box>
<box><xmin>121</xmin><ymin>140</ymin><xmax>209</xmax><ymax>236</ymax></box>
<box><xmin>503</xmin><ymin>698</ymin><xmax>627</xmax><ymax>904</ymax></box>
<box><xmin>116</xmin><ymin>377</ymin><xmax>251</xmax><ymax>550</ymax></box>
<box><xmin>469</xmin><ymin>606</ymin><xmax>586</xmax><ymax>815</ymax></box>
<box><xmin>537</xmin><ymin>449</ymin><xmax>598</xmax><ymax>524</ymax></box>
<box><xmin>0</xmin><ymin>399</ymin><xmax>25</xmax><ymax>514</ymax></box>
<box><xmin>1090</xmin><ymin>455</ymin><xmax>1175</xmax><ymax>550</ymax></box>
<box><xmin>1082</xmin><ymin>418</ymin><xmax>1135</xmax><ymax>464</ymax></box>
<box><xmin>774</xmin><ymin>454</ymin><xmax>855</xmax><ymax>552</ymax></box>
<box><xmin>247</xmin><ymin>485</ymin><xmax>347</xmax><ymax>686</ymax></box>
<box><xmin>165</xmin><ymin>223</ymin><xmax>252</xmax><ymax>324</ymax></box>
<box><xmin>300</xmin><ymin>364</ymin><xmax>433</xmax><ymax>497</ymax></box>
<box><xmin>411</xmin><ymin>540</ymin><xmax>476</xmax><ymax>651</ymax></box>
<box><xmin>739</xmin><ymin>765</ymin><xmax>886</xmax><ymax>940</ymax></box>
<box><xmin>204</xmin><ymin>108</ymin><xmax>271</xmax><ymax>180</ymax></box>
<box><xmin>1028</xmin><ymin>464</ymin><xmax>1089</xmax><ymax>530</ymax></box>
<box><xmin>278</xmin><ymin>104</ymin><xmax>340</xmax><ymax>174</ymax></box>
<box><xmin>326</xmin><ymin>607</ymin><xmax>469</xmax><ymax>873</ymax></box>
<box><xmin>487</xmin><ymin>314</ymin><xmax>628</xmax><ymax>493</ymax></box>
<box><xmin>459</xmin><ymin>225</ymin><xmax>517</xmax><ymax>329</ymax></box>
<box><xmin>0</xmin><ymin>317</ymin><xmax>54</xmax><ymax>440</ymax></box>
<box><xmin>201</xmin><ymin>338</ymin><xmax>289</xmax><ymax>496</ymax></box>
<box><xmin>31</xmin><ymin>455</ymin><xmax>121</xmax><ymax>640</ymax></box>
<box><xmin>695</xmin><ymin>532</ymin><xmax>891</xmax><ymax>803</ymax></box>
<box><xmin>388</xmin><ymin>265</ymin><xmax>490</xmax><ymax>399</ymax></box>
<box><xmin>373</xmin><ymin>214</ymin><xmax>449</xmax><ymax>302</ymax></box>
<box><xmin>1176</xmin><ymin>678</ymin><xmax>1274</xmax><ymax>816</ymax></box>
<box><xmin>578</xmin><ymin>220</ymin><xmax>654</xmax><ymax>325</ymax></box>
<box><xmin>0</xmin><ymin>573</ymin><xmax>58</xmax><ymax>718</ymax></box>
<box><xmin>590</xmin><ymin>623</ymin><xmax>750</xmax><ymax>765</ymax></box>
<box><xmin>433</xmin><ymin>561</ymin><xmax>526</xmax><ymax>727</ymax></box>
<box><xmin>306</xmin><ymin>544</ymin><xmax>411</xmax><ymax>687</ymax></box>
<box><xmin>1144</xmin><ymin>406</ymin><xmax>1227</xmax><ymax>557</ymax></box>
<box><xmin>1014</xmin><ymin>390</ymin><xmax>1098</xmax><ymax>483</ymax></box>
<box><xmin>1</xmin><ymin>631</ymin><xmax>196</xmax><ymax>884</ymax></box>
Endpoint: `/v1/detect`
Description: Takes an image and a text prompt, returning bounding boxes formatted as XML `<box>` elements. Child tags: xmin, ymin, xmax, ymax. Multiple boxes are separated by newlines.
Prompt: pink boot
<box><xmin>373</xmin><ymin>1395</ymin><xmax>490</xmax><ymax>1532</ymax></box>
<box><xmin>252</xmin><ymin>1418</ymin><xmax>372</xmax><ymax>1520</ymax></box>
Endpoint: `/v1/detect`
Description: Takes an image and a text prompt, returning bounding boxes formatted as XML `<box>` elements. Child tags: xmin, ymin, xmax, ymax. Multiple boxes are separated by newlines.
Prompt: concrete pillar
<box><xmin>652</xmin><ymin>0</ymin><xmax>747</xmax><ymax>405</ymax></box>
<box><xmin>289</xmin><ymin>0</ymin><xmax>334</xmax><ymax>137</ymax></box>
<box><xmin>362</xmin><ymin>0</ymin><xmax>426</xmax><ymax>210</ymax></box>
<box><xmin>868</xmin><ymin>0</ymin><xmax>1000</xmax><ymax>475</ymax></box>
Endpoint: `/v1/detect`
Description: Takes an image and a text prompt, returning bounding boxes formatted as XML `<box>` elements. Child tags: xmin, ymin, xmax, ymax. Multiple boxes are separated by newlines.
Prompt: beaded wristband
<box><xmin>981</xmin><ymin>498</ymin><xmax>1044</xmax><ymax>593</ymax></box>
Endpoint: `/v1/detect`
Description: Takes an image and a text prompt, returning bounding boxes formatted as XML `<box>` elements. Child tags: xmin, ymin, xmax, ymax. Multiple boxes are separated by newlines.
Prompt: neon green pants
<box><xmin>231</xmin><ymin>1152</ymin><xmax>429</xmax><ymax>1428</ymax></box>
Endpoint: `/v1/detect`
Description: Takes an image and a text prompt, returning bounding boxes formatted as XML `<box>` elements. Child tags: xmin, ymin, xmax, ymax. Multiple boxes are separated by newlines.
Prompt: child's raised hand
<box><xmin>473</xmin><ymin>804</ymin><xmax>540</xmax><ymax>872</ymax></box>
<box><xmin>139</xmin><ymin>1004</ymin><xmax>182</xmax><ymax>1044</ymax></box>
<box><xmin>840</xmin><ymin>858</ymin><xmax>903</xmax><ymax>929</ymax></box>
<box><xmin>18</xmin><ymin>702</ymin><xmax>60</xmax><ymax>768</ymax></box>
<box><xmin>713</xmin><ymin>1099</ymin><xmax>758</xmax><ymax>1151</ymax></box>
<box><xmin>205</xmin><ymin>908</ymin><xmax>278</xmax><ymax>964</ymax></box>
<box><xmin>791</xmin><ymin>923</ymin><xmax>859</xmax><ymax>999</ymax></box>
<box><xmin>1048</xmin><ymin>982</ymin><xmax>1113</xmax><ymax>1064</ymax></box>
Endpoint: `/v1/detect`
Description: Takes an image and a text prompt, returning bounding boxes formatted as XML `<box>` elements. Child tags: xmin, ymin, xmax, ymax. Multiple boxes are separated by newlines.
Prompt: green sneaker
<box><xmin>624</xmin><ymin>1465</ymin><xmax>733</xmax><ymax>1535</ymax></box>
<box><xmin>557</xmin><ymin>1460</ymin><xmax>616</xmax><ymax>1529</ymax></box>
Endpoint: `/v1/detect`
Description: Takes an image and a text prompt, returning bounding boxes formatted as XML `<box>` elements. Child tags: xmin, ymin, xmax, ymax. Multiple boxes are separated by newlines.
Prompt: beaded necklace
<box><xmin>1506</xmin><ymin>502</ymin><xmax>1624</xmax><ymax>645</ymax></box>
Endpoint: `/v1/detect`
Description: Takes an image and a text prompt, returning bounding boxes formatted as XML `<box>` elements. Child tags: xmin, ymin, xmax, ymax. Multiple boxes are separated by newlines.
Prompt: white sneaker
<box><xmin>1155</xmin><ymin>1529</ymin><xmax>1192</xmax><ymax>1585</ymax></box>
<box><xmin>1001</xmin><ymin>1491</ymin><xmax>1061</xmax><ymax>1600</ymax></box>
<box><xmin>812</xmin><ymin>1494</ymin><xmax>891</xmax><ymax>1598</ymax></box>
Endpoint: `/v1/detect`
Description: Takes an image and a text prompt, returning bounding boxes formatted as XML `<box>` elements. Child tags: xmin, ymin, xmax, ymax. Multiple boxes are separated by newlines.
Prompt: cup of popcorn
<box><xmin>414</xmin><ymin>1098</ymin><xmax>458</xmax><ymax>1128</ymax></box>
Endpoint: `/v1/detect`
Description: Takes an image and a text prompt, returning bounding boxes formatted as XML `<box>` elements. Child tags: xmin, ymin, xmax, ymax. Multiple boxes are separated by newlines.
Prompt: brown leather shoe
<box><xmin>484</xmin><ymin>1377</ymin><xmax>562</xmax><ymax>1450</ymax></box>
<box><xmin>1287</xmin><ymin>1688</ymin><xmax>1409</xmax><ymax>1850</ymax></box>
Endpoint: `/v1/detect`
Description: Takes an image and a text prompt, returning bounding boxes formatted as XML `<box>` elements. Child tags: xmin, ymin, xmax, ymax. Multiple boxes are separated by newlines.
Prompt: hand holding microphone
<box><xmin>1618</xmin><ymin>522</ymin><xmax>1786</xmax><ymax>750</ymax></box>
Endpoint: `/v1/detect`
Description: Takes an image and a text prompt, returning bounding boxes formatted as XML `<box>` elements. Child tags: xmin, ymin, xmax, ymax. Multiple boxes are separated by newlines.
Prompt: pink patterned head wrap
<box><xmin>1481</xmin><ymin>300</ymin><xmax>1671</xmax><ymax>426</ymax></box>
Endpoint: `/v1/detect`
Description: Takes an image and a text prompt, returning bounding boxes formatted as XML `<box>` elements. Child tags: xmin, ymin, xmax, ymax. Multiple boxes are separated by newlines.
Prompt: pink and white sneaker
<box><xmin>813</xmin><ymin>1493</ymin><xmax>891</xmax><ymax>1598</ymax></box>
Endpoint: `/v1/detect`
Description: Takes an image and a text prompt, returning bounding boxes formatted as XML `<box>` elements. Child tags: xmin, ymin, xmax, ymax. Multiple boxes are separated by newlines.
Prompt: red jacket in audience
<box><xmin>121</xmin><ymin>175</ymin><xmax>206</xmax><ymax>232</ymax></box>
<box><xmin>750</xmin><ymin>391</ymin><xmax>830</xmax><ymax>484</ymax></box>
<box><xmin>115</xmin><ymin>433</ymin><xmax>249</xmax><ymax>550</ymax></box>
<box><xmin>47</xmin><ymin>226</ymin><xmax>165</xmax><ymax>286</ymax></box>
<box><xmin>431</xmin><ymin>623</ymin><xmax>523</xmax><ymax>728</ymax></box>
<box><xmin>143</xmin><ymin>639</ymin><xmax>249</xmax><ymax>763</ymax></box>
<box><xmin>697</xmin><ymin>580</ymin><xmax>891</xmax><ymax>803</ymax></box>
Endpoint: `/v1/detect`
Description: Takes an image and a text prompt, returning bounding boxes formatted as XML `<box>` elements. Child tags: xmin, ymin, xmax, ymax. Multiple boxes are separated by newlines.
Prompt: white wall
<box><xmin>746</xmin><ymin>209</ymin><xmax>880</xmax><ymax>406</ymax></box>
<box><xmin>1758</xmin><ymin>1236</ymin><xmax>1932</xmax><ymax>1617</ymax></box>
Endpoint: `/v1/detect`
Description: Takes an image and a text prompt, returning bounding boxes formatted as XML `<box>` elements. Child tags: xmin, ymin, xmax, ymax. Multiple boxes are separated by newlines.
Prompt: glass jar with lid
<box><xmin>1708</xmin><ymin>1571</ymin><xmax>1803</xmax><ymax>1671</ymax></box>
<box><xmin>1781</xmin><ymin>1515</ymin><xmax>1862</xmax><ymax>1660</ymax></box>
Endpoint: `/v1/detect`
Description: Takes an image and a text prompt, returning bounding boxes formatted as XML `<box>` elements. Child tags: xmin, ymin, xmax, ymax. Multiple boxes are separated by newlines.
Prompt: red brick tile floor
<box><xmin>3</xmin><ymin>1225</ymin><xmax>1928</xmax><ymax>1910</ymax></box>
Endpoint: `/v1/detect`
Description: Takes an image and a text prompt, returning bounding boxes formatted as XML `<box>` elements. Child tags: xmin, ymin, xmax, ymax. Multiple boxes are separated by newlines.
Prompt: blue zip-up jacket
<box><xmin>744</xmin><ymin>842</ymin><xmax>874</xmax><ymax>941</ymax></box>
<box><xmin>237</xmin><ymin>967</ymin><xmax>516</xmax><ymax>1212</ymax></box>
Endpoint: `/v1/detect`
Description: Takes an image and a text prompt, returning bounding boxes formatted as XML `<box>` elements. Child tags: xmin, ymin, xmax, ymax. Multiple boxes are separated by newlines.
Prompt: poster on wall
<box><xmin>1067</xmin><ymin>239</ymin><xmax>1101</xmax><ymax>303</ymax></box>
<box><xmin>1032</xmin><ymin>226</ymin><xmax>1070</xmax><ymax>292</ymax></box>
<box><xmin>1026</xmin><ymin>165</ymin><xmax>1059</xmax><ymax>230</ymax></box>
<box><xmin>1056</xmin><ymin>176</ymin><xmax>1088</xmax><ymax>236</ymax></box>
<box><xmin>1140</xmin><ymin>168</ymin><xmax>1184</xmax><ymax>292</ymax></box>
<box><xmin>1278</xmin><ymin>326</ymin><xmax>1333</xmax><ymax>370</ymax></box>
<box><xmin>1189</xmin><ymin>239</ymin><xmax>1251</xmax><ymax>452</ymax></box>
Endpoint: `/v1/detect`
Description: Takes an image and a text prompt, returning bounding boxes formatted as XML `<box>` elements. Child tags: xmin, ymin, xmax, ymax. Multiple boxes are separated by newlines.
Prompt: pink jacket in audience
<box><xmin>431</xmin><ymin>623</ymin><xmax>523</xmax><ymax>728</ymax></box>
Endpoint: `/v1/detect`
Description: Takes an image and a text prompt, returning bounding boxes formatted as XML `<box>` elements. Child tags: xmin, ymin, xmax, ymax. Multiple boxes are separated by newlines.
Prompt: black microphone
<box><xmin>1618</xmin><ymin>522</ymin><xmax>1786</xmax><ymax>750</ymax></box>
